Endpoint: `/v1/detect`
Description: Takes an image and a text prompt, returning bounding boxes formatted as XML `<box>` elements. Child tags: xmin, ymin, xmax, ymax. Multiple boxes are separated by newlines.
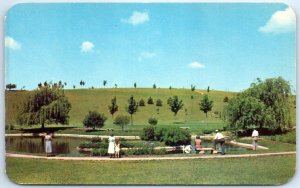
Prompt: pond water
<box><xmin>5</xmin><ymin>136</ymin><xmax>91</xmax><ymax>156</ymax></box>
<box><xmin>5</xmin><ymin>136</ymin><xmax>248</xmax><ymax>156</ymax></box>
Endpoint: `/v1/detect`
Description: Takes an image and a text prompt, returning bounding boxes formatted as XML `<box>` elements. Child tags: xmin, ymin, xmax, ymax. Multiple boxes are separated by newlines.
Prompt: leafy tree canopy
<box><xmin>199</xmin><ymin>94</ymin><xmax>213</xmax><ymax>117</ymax></box>
<box><xmin>83</xmin><ymin>111</ymin><xmax>107</xmax><ymax>130</ymax></box>
<box><xmin>16</xmin><ymin>82</ymin><xmax>72</xmax><ymax>129</ymax></box>
<box><xmin>224</xmin><ymin>77</ymin><xmax>292</xmax><ymax>135</ymax></box>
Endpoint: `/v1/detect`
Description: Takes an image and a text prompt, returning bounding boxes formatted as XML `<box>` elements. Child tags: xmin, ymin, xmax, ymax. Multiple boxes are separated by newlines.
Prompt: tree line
<box><xmin>15</xmin><ymin>82</ymin><xmax>214</xmax><ymax>130</ymax></box>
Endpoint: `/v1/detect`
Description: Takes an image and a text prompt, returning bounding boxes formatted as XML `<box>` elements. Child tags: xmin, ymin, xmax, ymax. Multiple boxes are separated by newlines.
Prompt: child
<box><xmin>115</xmin><ymin>139</ymin><xmax>120</xmax><ymax>158</ymax></box>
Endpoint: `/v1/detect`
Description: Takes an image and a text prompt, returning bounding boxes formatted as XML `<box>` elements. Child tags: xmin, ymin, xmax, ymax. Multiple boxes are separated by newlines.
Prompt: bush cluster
<box><xmin>141</xmin><ymin>126</ymin><xmax>191</xmax><ymax>146</ymax></box>
<box><xmin>148</xmin><ymin>118</ymin><xmax>158</xmax><ymax>125</ymax></box>
<box><xmin>79</xmin><ymin>142</ymin><xmax>108</xmax><ymax>149</ymax></box>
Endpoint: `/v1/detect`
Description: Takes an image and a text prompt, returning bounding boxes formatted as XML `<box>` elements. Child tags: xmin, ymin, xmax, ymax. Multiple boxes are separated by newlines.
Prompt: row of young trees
<box><xmin>7</xmin><ymin>79</ymin><xmax>212</xmax><ymax>91</ymax></box>
<box><xmin>15</xmin><ymin>80</ymin><xmax>214</xmax><ymax>130</ymax></box>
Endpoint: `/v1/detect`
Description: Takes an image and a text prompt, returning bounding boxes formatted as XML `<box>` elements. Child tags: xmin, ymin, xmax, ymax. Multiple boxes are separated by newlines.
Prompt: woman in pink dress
<box><xmin>195</xmin><ymin>135</ymin><xmax>202</xmax><ymax>153</ymax></box>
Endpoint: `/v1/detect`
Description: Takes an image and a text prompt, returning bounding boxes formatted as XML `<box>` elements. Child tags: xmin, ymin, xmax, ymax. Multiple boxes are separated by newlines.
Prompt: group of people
<box><xmin>194</xmin><ymin>129</ymin><xmax>259</xmax><ymax>155</ymax></box>
<box><xmin>108</xmin><ymin>134</ymin><xmax>121</xmax><ymax>158</ymax></box>
<box><xmin>194</xmin><ymin>130</ymin><xmax>226</xmax><ymax>155</ymax></box>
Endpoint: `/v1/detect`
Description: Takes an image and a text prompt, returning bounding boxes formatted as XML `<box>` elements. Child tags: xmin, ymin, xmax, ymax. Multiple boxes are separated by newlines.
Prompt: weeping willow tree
<box><xmin>16</xmin><ymin>82</ymin><xmax>72</xmax><ymax>129</ymax></box>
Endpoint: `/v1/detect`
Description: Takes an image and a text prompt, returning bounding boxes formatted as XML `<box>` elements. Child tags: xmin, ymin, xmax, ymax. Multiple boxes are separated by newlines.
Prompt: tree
<box><xmin>224</xmin><ymin>77</ymin><xmax>292</xmax><ymax>134</ymax></box>
<box><xmin>126</xmin><ymin>96</ymin><xmax>138</xmax><ymax>125</ymax></box>
<box><xmin>168</xmin><ymin>96</ymin><xmax>184</xmax><ymax>116</ymax></box>
<box><xmin>224</xmin><ymin>96</ymin><xmax>264</xmax><ymax>136</ymax></box>
<box><xmin>114</xmin><ymin>115</ymin><xmax>130</xmax><ymax>131</ymax></box>
<box><xmin>83</xmin><ymin>111</ymin><xmax>107</xmax><ymax>130</ymax></box>
<box><xmin>103</xmin><ymin>80</ymin><xmax>107</xmax><ymax>88</ymax></box>
<box><xmin>16</xmin><ymin>82</ymin><xmax>72</xmax><ymax>129</ymax></box>
<box><xmin>156</xmin><ymin>99</ymin><xmax>163</xmax><ymax>106</ymax></box>
<box><xmin>191</xmin><ymin>84</ymin><xmax>196</xmax><ymax>91</ymax></box>
<box><xmin>134</xmin><ymin>82</ymin><xmax>137</xmax><ymax>89</ymax></box>
<box><xmin>207</xmin><ymin>86</ymin><xmax>210</xmax><ymax>93</ymax></box>
<box><xmin>153</xmin><ymin>84</ymin><xmax>156</xmax><ymax>89</ymax></box>
<box><xmin>199</xmin><ymin>94</ymin><xmax>213</xmax><ymax>118</ymax></box>
<box><xmin>80</xmin><ymin>80</ymin><xmax>85</xmax><ymax>87</ymax></box>
<box><xmin>147</xmin><ymin>97</ymin><xmax>154</xmax><ymax>105</ymax></box>
<box><xmin>114</xmin><ymin>84</ymin><xmax>117</xmax><ymax>88</ymax></box>
<box><xmin>6</xmin><ymin>83</ymin><xmax>17</xmax><ymax>90</ymax></box>
<box><xmin>73</xmin><ymin>85</ymin><xmax>76</xmax><ymax>89</ymax></box>
<box><xmin>108</xmin><ymin>96</ymin><xmax>118</xmax><ymax>117</ymax></box>
<box><xmin>139</xmin><ymin>99</ymin><xmax>146</xmax><ymax>106</ymax></box>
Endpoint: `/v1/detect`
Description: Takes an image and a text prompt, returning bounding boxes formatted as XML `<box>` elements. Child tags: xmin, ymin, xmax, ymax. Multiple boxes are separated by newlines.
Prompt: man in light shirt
<box><xmin>214</xmin><ymin>130</ymin><xmax>225</xmax><ymax>155</ymax></box>
<box><xmin>251</xmin><ymin>129</ymin><xmax>259</xmax><ymax>150</ymax></box>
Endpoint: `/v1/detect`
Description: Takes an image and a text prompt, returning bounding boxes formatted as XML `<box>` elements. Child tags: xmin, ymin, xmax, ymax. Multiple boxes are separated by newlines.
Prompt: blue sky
<box><xmin>5</xmin><ymin>3</ymin><xmax>296</xmax><ymax>92</ymax></box>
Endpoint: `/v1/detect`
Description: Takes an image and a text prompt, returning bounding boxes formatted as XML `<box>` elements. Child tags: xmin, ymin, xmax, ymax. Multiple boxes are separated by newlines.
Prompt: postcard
<box><xmin>4</xmin><ymin>3</ymin><xmax>296</xmax><ymax>185</ymax></box>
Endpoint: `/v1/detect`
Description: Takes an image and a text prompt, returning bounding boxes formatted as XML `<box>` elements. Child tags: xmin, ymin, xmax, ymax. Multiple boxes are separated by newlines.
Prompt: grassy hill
<box><xmin>5</xmin><ymin>88</ymin><xmax>237</xmax><ymax>131</ymax></box>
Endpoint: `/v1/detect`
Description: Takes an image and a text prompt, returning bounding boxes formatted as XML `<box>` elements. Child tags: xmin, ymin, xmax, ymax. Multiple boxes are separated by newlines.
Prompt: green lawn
<box><xmin>6</xmin><ymin>154</ymin><xmax>296</xmax><ymax>185</ymax></box>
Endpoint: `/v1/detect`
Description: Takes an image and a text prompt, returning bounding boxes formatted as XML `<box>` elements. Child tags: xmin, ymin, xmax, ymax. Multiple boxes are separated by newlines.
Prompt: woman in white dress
<box><xmin>108</xmin><ymin>134</ymin><xmax>115</xmax><ymax>158</ymax></box>
<box><xmin>45</xmin><ymin>132</ymin><xmax>52</xmax><ymax>157</ymax></box>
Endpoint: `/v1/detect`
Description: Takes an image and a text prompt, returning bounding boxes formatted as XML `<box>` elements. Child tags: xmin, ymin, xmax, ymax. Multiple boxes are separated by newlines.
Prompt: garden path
<box><xmin>6</xmin><ymin>151</ymin><xmax>296</xmax><ymax>161</ymax></box>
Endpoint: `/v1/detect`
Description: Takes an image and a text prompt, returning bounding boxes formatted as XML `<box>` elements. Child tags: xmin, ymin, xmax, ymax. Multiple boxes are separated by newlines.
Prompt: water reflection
<box><xmin>5</xmin><ymin>136</ymin><xmax>89</xmax><ymax>155</ymax></box>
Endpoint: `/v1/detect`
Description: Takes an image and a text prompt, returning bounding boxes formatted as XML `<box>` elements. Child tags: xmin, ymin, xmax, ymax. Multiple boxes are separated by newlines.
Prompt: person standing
<box><xmin>214</xmin><ymin>130</ymin><xmax>225</xmax><ymax>155</ymax></box>
<box><xmin>45</xmin><ymin>132</ymin><xmax>53</xmax><ymax>157</ymax></box>
<box><xmin>115</xmin><ymin>139</ymin><xmax>121</xmax><ymax>158</ymax></box>
<box><xmin>194</xmin><ymin>135</ymin><xmax>202</xmax><ymax>153</ymax></box>
<box><xmin>108</xmin><ymin>134</ymin><xmax>115</xmax><ymax>158</ymax></box>
<box><xmin>252</xmin><ymin>129</ymin><xmax>259</xmax><ymax>150</ymax></box>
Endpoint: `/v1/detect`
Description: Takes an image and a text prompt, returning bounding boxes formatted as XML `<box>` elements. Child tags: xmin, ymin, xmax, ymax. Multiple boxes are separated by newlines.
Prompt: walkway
<box><xmin>6</xmin><ymin>151</ymin><xmax>296</xmax><ymax>161</ymax></box>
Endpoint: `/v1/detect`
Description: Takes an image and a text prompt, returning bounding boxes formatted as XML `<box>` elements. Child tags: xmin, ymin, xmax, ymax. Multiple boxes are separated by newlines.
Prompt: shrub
<box><xmin>124</xmin><ymin>146</ymin><xmax>154</xmax><ymax>155</ymax></box>
<box><xmin>79</xmin><ymin>142</ymin><xmax>108</xmax><ymax>149</ymax></box>
<box><xmin>114</xmin><ymin>115</ymin><xmax>130</xmax><ymax>131</ymax></box>
<box><xmin>91</xmin><ymin>137</ymin><xmax>102</xmax><ymax>143</ymax></box>
<box><xmin>91</xmin><ymin>148</ymin><xmax>108</xmax><ymax>156</ymax></box>
<box><xmin>148</xmin><ymin>117</ymin><xmax>158</xmax><ymax>125</ymax></box>
<box><xmin>163</xmin><ymin>128</ymin><xmax>191</xmax><ymax>146</ymax></box>
<box><xmin>139</xmin><ymin>99</ymin><xmax>146</xmax><ymax>106</ymax></box>
<box><xmin>156</xmin><ymin>99</ymin><xmax>163</xmax><ymax>106</ymax></box>
<box><xmin>83</xmin><ymin>111</ymin><xmax>107</xmax><ymax>130</ymax></box>
<box><xmin>223</xmin><ymin>96</ymin><xmax>229</xmax><ymax>102</ymax></box>
<box><xmin>147</xmin><ymin>97</ymin><xmax>154</xmax><ymax>105</ymax></box>
<box><xmin>141</xmin><ymin>126</ymin><xmax>156</xmax><ymax>141</ymax></box>
<box><xmin>154</xmin><ymin>127</ymin><xmax>168</xmax><ymax>142</ymax></box>
<box><xmin>120</xmin><ymin>141</ymin><xmax>135</xmax><ymax>148</ymax></box>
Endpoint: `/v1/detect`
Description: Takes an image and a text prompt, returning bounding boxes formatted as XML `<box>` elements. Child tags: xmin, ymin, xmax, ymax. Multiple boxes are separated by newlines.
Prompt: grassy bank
<box><xmin>6</xmin><ymin>88</ymin><xmax>236</xmax><ymax>127</ymax></box>
<box><xmin>6</xmin><ymin>154</ymin><xmax>296</xmax><ymax>185</ymax></box>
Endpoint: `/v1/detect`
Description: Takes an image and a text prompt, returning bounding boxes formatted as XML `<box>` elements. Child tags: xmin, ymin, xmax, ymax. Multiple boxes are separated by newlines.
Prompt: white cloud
<box><xmin>5</xmin><ymin>36</ymin><xmax>21</xmax><ymax>50</ymax></box>
<box><xmin>80</xmin><ymin>41</ymin><xmax>95</xmax><ymax>52</ymax></box>
<box><xmin>138</xmin><ymin>51</ymin><xmax>156</xmax><ymax>61</ymax></box>
<box><xmin>189</xmin><ymin>61</ymin><xmax>205</xmax><ymax>69</ymax></box>
<box><xmin>259</xmin><ymin>7</ymin><xmax>296</xmax><ymax>34</ymax></box>
<box><xmin>122</xmin><ymin>11</ymin><xmax>149</xmax><ymax>26</ymax></box>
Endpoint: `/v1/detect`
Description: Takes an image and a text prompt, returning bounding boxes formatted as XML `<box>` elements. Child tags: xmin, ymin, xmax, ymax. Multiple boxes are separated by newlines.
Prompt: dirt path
<box><xmin>6</xmin><ymin>151</ymin><xmax>296</xmax><ymax>161</ymax></box>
